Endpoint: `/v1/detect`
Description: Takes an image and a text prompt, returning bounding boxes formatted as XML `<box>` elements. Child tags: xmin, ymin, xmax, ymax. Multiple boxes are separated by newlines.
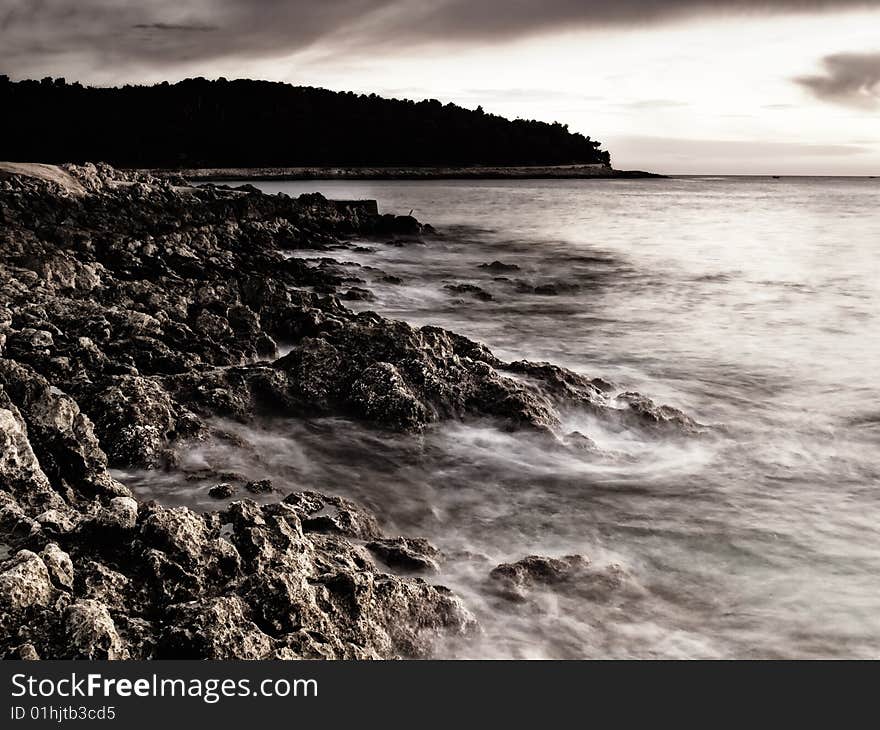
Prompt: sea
<box><xmin>126</xmin><ymin>176</ymin><xmax>880</xmax><ymax>658</ymax></box>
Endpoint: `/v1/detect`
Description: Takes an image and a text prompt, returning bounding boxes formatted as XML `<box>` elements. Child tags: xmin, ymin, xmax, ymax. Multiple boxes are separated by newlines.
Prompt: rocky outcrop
<box><xmin>0</xmin><ymin>162</ymin><xmax>695</xmax><ymax>659</ymax></box>
<box><xmin>488</xmin><ymin>554</ymin><xmax>642</xmax><ymax>604</ymax></box>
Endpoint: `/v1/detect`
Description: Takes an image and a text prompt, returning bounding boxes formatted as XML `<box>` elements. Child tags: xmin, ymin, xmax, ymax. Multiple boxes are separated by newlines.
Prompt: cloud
<box><xmin>618</xmin><ymin>99</ymin><xmax>689</xmax><ymax>109</ymax></box>
<box><xmin>131</xmin><ymin>23</ymin><xmax>219</xmax><ymax>33</ymax></box>
<box><xmin>612</xmin><ymin>134</ymin><xmax>871</xmax><ymax>157</ymax></box>
<box><xmin>605</xmin><ymin>134</ymin><xmax>878</xmax><ymax>174</ymax></box>
<box><xmin>0</xmin><ymin>0</ymin><xmax>877</xmax><ymax>81</ymax></box>
<box><xmin>377</xmin><ymin>1</ymin><xmax>878</xmax><ymax>43</ymax></box>
<box><xmin>0</xmin><ymin>0</ymin><xmax>394</xmax><ymax>75</ymax></box>
<box><xmin>796</xmin><ymin>52</ymin><xmax>880</xmax><ymax>108</ymax></box>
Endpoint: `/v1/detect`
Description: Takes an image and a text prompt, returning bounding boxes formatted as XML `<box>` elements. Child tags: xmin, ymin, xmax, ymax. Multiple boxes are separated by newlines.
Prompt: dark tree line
<box><xmin>0</xmin><ymin>75</ymin><xmax>611</xmax><ymax>169</ymax></box>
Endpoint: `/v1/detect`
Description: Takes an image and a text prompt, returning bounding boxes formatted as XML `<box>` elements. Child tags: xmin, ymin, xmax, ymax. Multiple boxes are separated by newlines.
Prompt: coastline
<box><xmin>148</xmin><ymin>163</ymin><xmax>665</xmax><ymax>181</ymax></box>
<box><xmin>0</xmin><ymin>161</ymin><xmax>692</xmax><ymax>660</ymax></box>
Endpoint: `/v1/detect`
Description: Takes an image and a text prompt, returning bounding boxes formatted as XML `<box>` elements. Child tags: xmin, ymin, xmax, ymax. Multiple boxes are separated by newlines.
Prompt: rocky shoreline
<box><xmin>149</xmin><ymin>164</ymin><xmax>665</xmax><ymax>182</ymax></box>
<box><xmin>0</xmin><ymin>162</ymin><xmax>694</xmax><ymax>659</ymax></box>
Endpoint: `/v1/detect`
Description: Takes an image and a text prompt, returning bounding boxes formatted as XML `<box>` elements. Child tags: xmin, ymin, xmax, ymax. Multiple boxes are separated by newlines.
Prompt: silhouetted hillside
<box><xmin>0</xmin><ymin>76</ymin><xmax>611</xmax><ymax>169</ymax></box>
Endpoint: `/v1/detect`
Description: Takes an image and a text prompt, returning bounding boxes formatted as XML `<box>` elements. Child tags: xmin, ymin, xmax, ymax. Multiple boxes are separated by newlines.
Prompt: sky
<box><xmin>2</xmin><ymin>0</ymin><xmax>879</xmax><ymax>174</ymax></box>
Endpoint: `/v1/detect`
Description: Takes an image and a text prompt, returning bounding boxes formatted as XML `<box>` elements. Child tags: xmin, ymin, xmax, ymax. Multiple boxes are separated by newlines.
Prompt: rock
<box><xmin>366</xmin><ymin>537</ymin><xmax>442</xmax><ymax>573</ymax></box>
<box><xmin>34</xmin><ymin>509</ymin><xmax>77</xmax><ymax>535</ymax></box>
<box><xmin>350</xmin><ymin>362</ymin><xmax>430</xmax><ymax>431</ymax></box>
<box><xmin>63</xmin><ymin>599</ymin><xmax>128</xmax><ymax>659</ymax></box>
<box><xmin>0</xmin><ymin>550</ymin><xmax>53</xmax><ymax>610</ymax></box>
<box><xmin>208</xmin><ymin>483</ymin><xmax>236</xmax><ymax>499</ymax></box>
<box><xmin>243</xmin><ymin>479</ymin><xmax>274</xmax><ymax>495</ymax></box>
<box><xmin>374</xmin><ymin>214</ymin><xmax>423</xmax><ymax>237</ymax></box>
<box><xmin>92</xmin><ymin>496</ymin><xmax>139</xmax><ymax>533</ymax></box>
<box><xmin>40</xmin><ymin>543</ymin><xmax>74</xmax><ymax>590</ymax></box>
<box><xmin>284</xmin><ymin>491</ymin><xmax>381</xmax><ymax>540</ymax></box>
<box><xmin>15</xmin><ymin>643</ymin><xmax>40</xmax><ymax>660</ymax></box>
<box><xmin>0</xmin><ymin>360</ymin><xmax>131</xmax><ymax>499</ymax></box>
<box><xmin>563</xmin><ymin>431</ymin><xmax>600</xmax><ymax>452</ymax></box>
<box><xmin>444</xmin><ymin>283</ymin><xmax>494</xmax><ymax>301</ymax></box>
<box><xmin>160</xmin><ymin>596</ymin><xmax>273</xmax><ymax>659</ymax></box>
<box><xmin>612</xmin><ymin>392</ymin><xmax>698</xmax><ymax>433</ymax></box>
<box><xmin>478</xmin><ymin>261</ymin><xmax>520</xmax><ymax>272</ymax></box>
<box><xmin>341</xmin><ymin>287</ymin><xmax>376</xmax><ymax>301</ymax></box>
<box><xmin>0</xmin><ymin>392</ymin><xmax>59</xmax><ymax>511</ymax></box>
<box><xmin>489</xmin><ymin>554</ymin><xmax>635</xmax><ymax>603</ymax></box>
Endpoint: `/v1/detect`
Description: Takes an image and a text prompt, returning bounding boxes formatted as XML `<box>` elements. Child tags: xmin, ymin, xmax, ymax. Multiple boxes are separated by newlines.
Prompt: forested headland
<box><xmin>0</xmin><ymin>76</ymin><xmax>611</xmax><ymax>169</ymax></box>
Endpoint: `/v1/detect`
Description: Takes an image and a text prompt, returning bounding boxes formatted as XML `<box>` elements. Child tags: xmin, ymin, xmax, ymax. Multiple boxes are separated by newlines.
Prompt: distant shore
<box><xmin>148</xmin><ymin>164</ymin><xmax>665</xmax><ymax>181</ymax></box>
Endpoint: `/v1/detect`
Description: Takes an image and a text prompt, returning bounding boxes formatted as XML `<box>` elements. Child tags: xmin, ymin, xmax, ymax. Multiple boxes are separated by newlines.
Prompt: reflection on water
<box><xmin>126</xmin><ymin>177</ymin><xmax>880</xmax><ymax>658</ymax></box>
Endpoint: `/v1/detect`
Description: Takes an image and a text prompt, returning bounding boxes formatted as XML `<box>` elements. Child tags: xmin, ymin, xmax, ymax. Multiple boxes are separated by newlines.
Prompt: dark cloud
<box><xmin>382</xmin><ymin>1</ymin><xmax>877</xmax><ymax>42</ymax></box>
<box><xmin>796</xmin><ymin>52</ymin><xmax>880</xmax><ymax>108</ymax></box>
<box><xmin>131</xmin><ymin>23</ymin><xmax>219</xmax><ymax>33</ymax></box>
<box><xmin>0</xmin><ymin>0</ymin><xmax>877</xmax><ymax>80</ymax></box>
<box><xmin>0</xmin><ymin>0</ymin><xmax>393</xmax><ymax>77</ymax></box>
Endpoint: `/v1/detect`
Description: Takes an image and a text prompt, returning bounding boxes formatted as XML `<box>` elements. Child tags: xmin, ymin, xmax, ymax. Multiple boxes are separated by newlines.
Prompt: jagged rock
<box><xmin>94</xmin><ymin>496</ymin><xmax>139</xmax><ymax>533</ymax></box>
<box><xmin>244</xmin><ymin>479</ymin><xmax>274</xmax><ymax>494</ymax></box>
<box><xmin>0</xmin><ymin>391</ymin><xmax>61</xmax><ymax>512</ymax></box>
<box><xmin>208</xmin><ymin>483</ymin><xmax>236</xmax><ymax>499</ymax></box>
<box><xmin>0</xmin><ymin>550</ymin><xmax>53</xmax><ymax>610</ymax></box>
<box><xmin>366</xmin><ymin>537</ymin><xmax>442</xmax><ymax>573</ymax></box>
<box><xmin>40</xmin><ymin>543</ymin><xmax>74</xmax><ymax>590</ymax></box>
<box><xmin>15</xmin><ymin>643</ymin><xmax>40</xmax><ymax>660</ymax></box>
<box><xmin>613</xmin><ymin>392</ymin><xmax>698</xmax><ymax>433</ymax></box>
<box><xmin>34</xmin><ymin>509</ymin><xmax>77</xmax><ymax>535</ymax></box>
<box><xmin>489</xmin><ymin>554</ymin><xmax>635</xmax><ymax>603</ymax></box>
<box><xmin>0</xmin><ymin>360</ymin><xmax>130</xmax><ymax>499</ymax></box>
<box><xmin>341</xmin><ymin>287</ymin><xmax>376</xmax><ymax>301</ymax></box>
<box><xmin>63</xmin><ymin>599</ymin><xmax>128</xmax><ymax>660</ymax></box>
<box><xmin>284</xmin><ymin>491</ymin><xmax>382</xmax><ymax>540</ymax></box>
<box><xmin>160</xmin><ymin>596</ymin><xmax>274</xmax><ymax>659</ymax></box>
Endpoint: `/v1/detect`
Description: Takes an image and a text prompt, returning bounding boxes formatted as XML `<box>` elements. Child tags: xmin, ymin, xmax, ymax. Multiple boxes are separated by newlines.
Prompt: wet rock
<box><xmin>478</xmin><ymin>261</ymin><xmax>520</xmax><ymax>272</ymax></box>
<box><xmin>373</xmin><ymin>214</ymin><xmax>423</xmax><ymax>237</ymax></box>
<box><xmin>350</xmin><ymin>363</ymin><xmax>430</xmax><ymax>431</ymax></box>
<box><xmin>563</xmin><ymin>431</ymin><xmax>601</xmax><ymax>452</ymax></box>
<box><xmin>613</xmin><ymin>392</ymin><xmax>698</xmax><ymax>433</ymax></box>
<box><xmin>208</xmin><ymin>483</ymin><xmax>236</xmax><ymax>499</ymax></box>
<box><xmin>244</xmin><ymin>479</ymin><xmax>274</xmax><ymax>495</ymax></box>
<box><xmin>444</xmin><ymin>283</ymin><xmax>494</xmax><ymax>301</ymax></box>
<box><xmin>366</xmin><ymin>537</ymin><xmax>442</xmax><ymax>573</ymax></box>
<box><xmin>284</xmin><ymin>491</ymin><xmax>381</xmax><ymax>540</ymax></box>
<box><xmin>489</xmin><ymin>554</ymin><xmax>634</xmax><ymax>603</ymax></box>
<box><xmin>341</xmin><ymin>287</ymin><xmax>376</xmax><ymax>302</ymax></box>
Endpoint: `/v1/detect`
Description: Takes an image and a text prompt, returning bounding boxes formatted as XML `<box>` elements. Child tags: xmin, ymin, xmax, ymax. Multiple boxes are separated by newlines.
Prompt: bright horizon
<box><xmin>2</xmin><ymin>1</ymin><xmax>879</xmax><ymax>174</ymax></box>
